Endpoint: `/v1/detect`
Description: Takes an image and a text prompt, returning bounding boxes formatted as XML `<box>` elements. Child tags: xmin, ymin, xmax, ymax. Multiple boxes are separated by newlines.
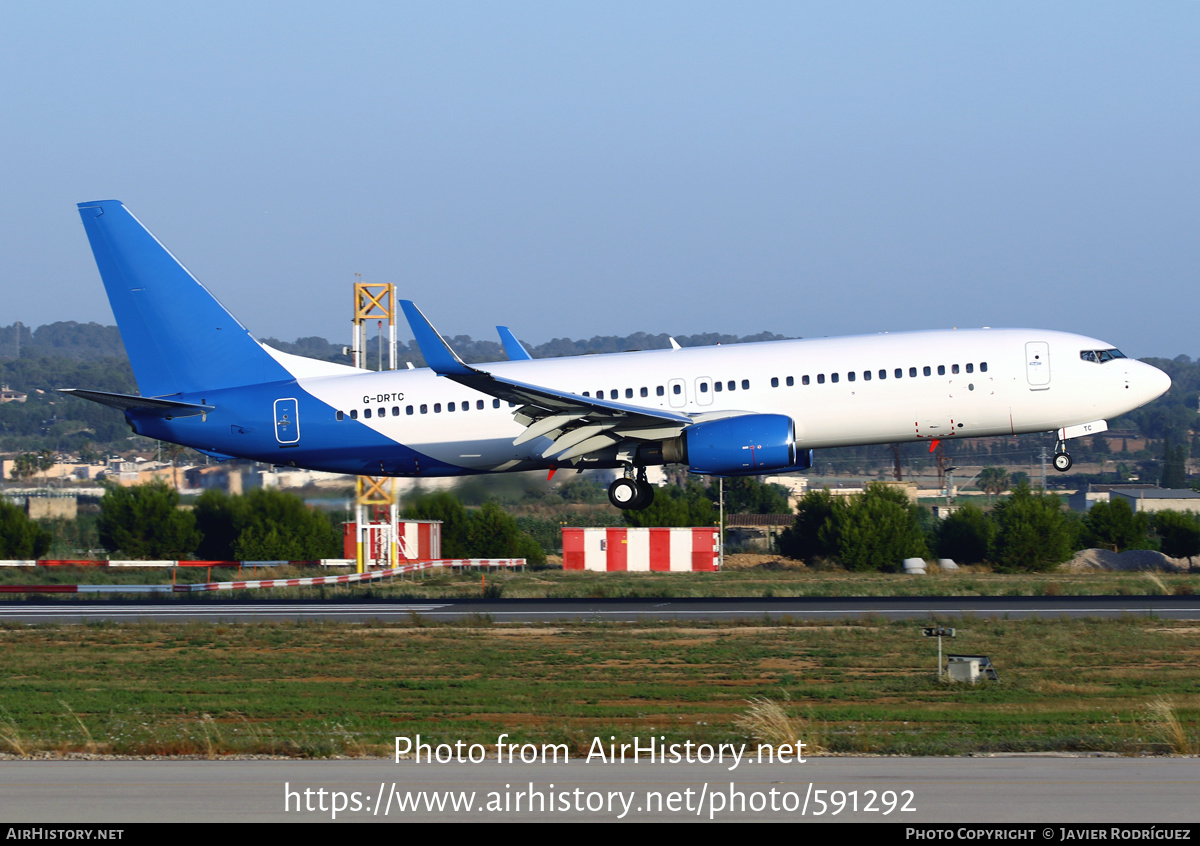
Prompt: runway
<box><xmin>1</xmin><ymin>757</ymin><xmax>1196</xmax><ymax>823</ymax></box>
<box><xmin>0</xmin><ymin>595</ymin><xmax>1197</xmax><ymax>623</ymax></box>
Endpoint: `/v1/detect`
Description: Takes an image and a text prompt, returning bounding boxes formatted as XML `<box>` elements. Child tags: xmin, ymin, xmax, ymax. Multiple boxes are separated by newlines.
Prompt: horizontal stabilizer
<box><xmin>57</xmin><ymin>389</ymin><xmax>214</xmax><ymax>419</ymax></box>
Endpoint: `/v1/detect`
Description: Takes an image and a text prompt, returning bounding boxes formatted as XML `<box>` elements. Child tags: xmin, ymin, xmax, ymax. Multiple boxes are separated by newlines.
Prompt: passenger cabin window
<box><xmin>802</xmin><ymin>375</ymin><xmax>810</xmax><ymax>385</ymax></box>
<box><xmin>923</xmin><ymin>366</ymin><xmax>931</xmax><ymax>376</ymax></box>
<box><xmin>771</xmin><ymin>377</ymin><xmax>779</xmax><ymax>387</ymax></box>
<box><xmin>951</xmin><ymin>364</ymin><xmax>959</xmax><ymax>375</ymax></box>
<box><xmin>966</xmin><ymin>363</ymin><xmax>974</xmax><ymax>373</ymax></box>
<box><xmin>741</xmin><ymin>379</ymin><xmax>749</xmax><ymax>390</ymax></box>
<box><xmin>420</xmin><ymin>404</ymin><xmax>428</xmax><ymax>414</ymax></box>
<box><xmin>656</xmin><ymin>386</ymin><xmax>665</xmax><ymax>396</ymax></box>
<box><xmin>477</xmin><ymin>400</ymin><xmax>484</xmax><ymax>409</ymax></box>
<box><xmin>406</xmin><ymin>406</ymin><xmax>414</xmax><ymax>415</ymax></box>
<box><xmin>433</xmin><ymin>403</ymin><xmax>441</xmax><ymax>413</ymax></box>
<box><xmin>937</xmin><ymin>365</ymin><xmax>945</xmax><ymax>376</ymax></box>
<box><xmin>493</xmin><ymin>399</ymin><xmax>501</xmax><ymax>408</ymax></box>
<box><xmin>700</xmin><ymin>382</ymin><xmax>709</xmax><ymax>393</ymax></box>
<box><xmin>714</xmin><ymin>382</ymin><xmax>723</xmax><ymax>392</ymax></box>
<box><xmin>625</xmin><ymin>388</ymin><xmax>633</xmax><ymax>398</ymax></box>
<box><xmin>908</xmin><ymin>367</ymin><xmax>917</xmax><ymax>377</ymax></box>
<box><xmin>364</xmin><ymin>409</ymin><xmax>372</xmax><ymax>419</ymax></box>
<box><xmin>673</xmin><ymin>384</ymin><xmax>682</xmax><ymax>395</ymax></box>
<box><xmin>448</xmin><ymin>403</ymin><xmax>455</xmax><ymax>412</ymax></box>
<box><xmin>640</xmin><ymin>387</ymin><xmax>648</xmax><ymax>397</ymax></box>
<box><xmin>831</xmin><ymin>373</ymin><xmax>839</xmax><ymax>383</ymax></box>
<box><xmin>847</xmin><ymin>372</ymin><xmax>855</xmax><ymax>382</ymax></box>
<box><xmin>786</xmin><ymin>376</ymin><xmax>794</xmax><ymax>386</ymax></box>
<box><xmin>350</xmin><ymin>410</ymin><xmax>358</xmax><ymax>419</ymax></box>
<box><xmin>895</xmin><ymin>368</ymin><xmax>903</xmax><ymax>378</ymax></box>
<box><xmin>863</xmin><ymin>371</ymin><xmax>871</xmax><ymax>381</ymax></box>
<box><xmin>336</xmin><ymin>411</ymin><xmax>344</xmax><ymax>421</ymax></box>
<box><xmin>980</xmin><ymin>362</ymin><xmax>988</xmax><ymax>372</ymax></box>
<box><xmin>879</xmin><ymin>369</ymin><xmax>887</xmax><ymax>380</ymax></box>
<box><xmin>727</xmin><ymin>381</ymin><xmax>736</xmax><ymax>391</ymax></box>
<box><xmin>378</xmin><ymin>407</ymin><xmax>386</xmax><ymax>417</ymax></box>
<box><xmin>817</xmin><ymin>374</ymin><xmax>825</xmax><ymax>384</ymax></box>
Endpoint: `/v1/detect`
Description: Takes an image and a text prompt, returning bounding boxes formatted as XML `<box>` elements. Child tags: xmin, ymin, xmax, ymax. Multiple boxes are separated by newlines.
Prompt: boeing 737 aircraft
<box><xmin>64</xmin><ymin>200</ymin><xmax>1172</xmax><ymax>509</ymax></box>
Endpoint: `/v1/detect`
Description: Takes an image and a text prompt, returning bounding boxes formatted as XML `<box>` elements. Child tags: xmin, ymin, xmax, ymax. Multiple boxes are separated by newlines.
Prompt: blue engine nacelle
<box><xmin>661</xmin><ymin>414</ymin><xmax>803</xmax><ymax>476</ymax></box>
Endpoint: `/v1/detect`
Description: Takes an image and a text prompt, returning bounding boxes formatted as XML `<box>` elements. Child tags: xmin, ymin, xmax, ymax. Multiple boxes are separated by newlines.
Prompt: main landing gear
<box><xmin>608</xmin><ymin>467</ymin><xmax>655</xmax><ymax>510</ymax></box>
<box><xmin>1053</xmin><ymin>438</ymin><xmax>1073</xmax><ymax>472</ymax></box>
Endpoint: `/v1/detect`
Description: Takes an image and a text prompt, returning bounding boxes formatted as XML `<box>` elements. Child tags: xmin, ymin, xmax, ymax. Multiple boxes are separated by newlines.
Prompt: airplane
<box><xmin>63</xmin><ymin>200</ymin><xmax>1172</xmax><ymax>510</ymax></box>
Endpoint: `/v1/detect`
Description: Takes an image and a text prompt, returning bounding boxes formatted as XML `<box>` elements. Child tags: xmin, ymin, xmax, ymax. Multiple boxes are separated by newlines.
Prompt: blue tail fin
<box><xmin>77</xmin><ymin>200</ymin><xmax>292</xmax><ymax>397</ymax></box>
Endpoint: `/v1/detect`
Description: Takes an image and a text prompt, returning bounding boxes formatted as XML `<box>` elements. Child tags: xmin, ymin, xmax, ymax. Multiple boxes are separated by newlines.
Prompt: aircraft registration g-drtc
<box><xmin>65</xmin><ymin>200</ymin><xmax>1172</xmax><ymax>510</ymax></box>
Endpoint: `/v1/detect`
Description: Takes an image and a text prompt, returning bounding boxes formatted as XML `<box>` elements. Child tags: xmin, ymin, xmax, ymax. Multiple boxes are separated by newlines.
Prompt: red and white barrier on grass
<box><xmin>561</xmin><ymin>527</ymin><xmax>720</xmax><ymax>572</ymax></box>
<box><xmin>0</xmin><ymin>558</ymin><xmax>525</xmax><ymax>594</ymax></box>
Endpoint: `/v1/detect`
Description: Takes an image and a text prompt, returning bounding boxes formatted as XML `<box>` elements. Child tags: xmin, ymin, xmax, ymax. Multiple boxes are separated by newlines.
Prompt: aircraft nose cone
<box><xmin>1151</xmin><ymin>365</ymin><xmax>1172</xmax><ymax>398</ymax></box>
<box><xmin>1139</xmin><ymin>362</ymin><xmax>1171</xmax><ymax>403</ymax></box>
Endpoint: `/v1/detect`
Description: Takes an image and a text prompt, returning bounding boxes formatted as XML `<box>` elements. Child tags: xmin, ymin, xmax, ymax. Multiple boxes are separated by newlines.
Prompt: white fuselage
<box><xmin>291</xmin><ymin>327</ymin><xmax>1169</xmax><ymax>473</ymax></box>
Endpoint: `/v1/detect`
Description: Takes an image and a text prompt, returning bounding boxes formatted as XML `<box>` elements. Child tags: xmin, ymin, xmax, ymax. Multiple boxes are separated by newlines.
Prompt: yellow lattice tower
<box><xmin>352</xmin><ymin>278</ymin><xmax>396</xmax><ymax>371</ymax></box>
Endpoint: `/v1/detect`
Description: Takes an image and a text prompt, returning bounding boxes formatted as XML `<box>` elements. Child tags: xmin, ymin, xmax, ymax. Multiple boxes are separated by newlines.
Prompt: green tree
<box><xmin>0</xmin><ymin>499</ymin><xmax>52</xmax><ymax>559</ymax></box>
<box><xmin>990</xmin><ymin>483</ymin><xmax>1075</xmax><ymax>572</ymax></box>
<box><xmin>403</xmin><ymin>491</ymin><xmax>470</xmax><ymax>558</ymax></box>
<box><xmin>935</xmin><ymin>503</ymin><xmax>995</xmax><ymax>565</ymax></box>
<box><xmin>1161</xmin><ymin>438</ymin><xmax>1188</xmax><ymax>489</ymax></box>
<box><xmin>1081</xmin><ymin>497</ymin><xmax>1154</xmax><ymax>552</ymax></box>
<box><xmin>97</xmin><ymin>481</ymin><xmax>201</xmax><ymax>559</ymax></box>
<box><xmin>622</xmin><ymin>481</ymin><xmax>714</xmax><ymax>528</ymax></box>
<box><xmin>822</xmin><ymin>483</ymin><xmax>928</xmax><ymax>572</ymax></box>
<box><xmin>465</xmin><ymin>500</ymin><xmax>546</xmax><ymax>565</ymax></box>
<box><xmin>975</xmin><ymin>466</ymin><xmax>1009</xmax><ymax>502</ymax></box>
<box><xmin>194</xmin><ymin>488</ymin><xmax>340</xmax><ymax>560</ymax></box>
<box><xmin>777</xmin><ymin>489</ymin><xmax>837</xmax><ymax>563</ymax></box>
<box><xmin>709</xmin><ymin>477</ymin><xmax>790</xmax><ymax>514</ymax></box>
<box><xmin>1154</xmin><ymin>510</ymin><xmax>1200</xmax><ymax>570</ymax></box>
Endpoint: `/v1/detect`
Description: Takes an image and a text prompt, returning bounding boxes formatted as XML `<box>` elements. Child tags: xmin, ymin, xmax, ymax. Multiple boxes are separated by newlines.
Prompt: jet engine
<box><xmin>658</xmin><ymin>414</ymin><xmax>806</xmax><ymax>476</ymax></box>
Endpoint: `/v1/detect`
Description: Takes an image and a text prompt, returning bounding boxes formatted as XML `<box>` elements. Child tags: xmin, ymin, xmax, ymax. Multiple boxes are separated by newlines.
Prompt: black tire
<box><xmin>632</xmin><ymin>480</ymin><xmax>656</xmax><ymax>510</ymax></box>
<box><xmin>608</xmin><ymin>477</ymin><xmax>643</xmax><ymax>509</ymax></box>
<box><xmin>1053</xmin><ymin>453</ymin><xmax>1073</xmax><ymax>472</ymax></box>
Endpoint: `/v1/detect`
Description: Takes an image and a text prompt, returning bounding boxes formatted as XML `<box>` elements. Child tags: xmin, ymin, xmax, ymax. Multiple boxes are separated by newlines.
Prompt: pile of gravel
<box><xmin>1062</xmin><ymin>548</ymin><xmax>1193</xmax><ymax>573</ymax></box>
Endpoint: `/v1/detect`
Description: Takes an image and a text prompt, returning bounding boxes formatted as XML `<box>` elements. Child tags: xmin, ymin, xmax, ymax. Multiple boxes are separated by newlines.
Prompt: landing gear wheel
<box><xmin>1053</xmin><ymin>452</ymin><xmax>1073</xmax><ymax>472</ymax></box>
<box><xmin>632</xmin><ymin>480</ymin><xmax>655</xmax><ymax>510</ymax></box>
<box><xmin>608</xmin><ymin>477</ymin><xmax>643</xmax><ymax>509</ymax></box>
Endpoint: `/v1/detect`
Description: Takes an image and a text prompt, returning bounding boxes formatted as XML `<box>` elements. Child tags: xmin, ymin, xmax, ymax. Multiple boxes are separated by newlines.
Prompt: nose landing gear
<box><xmin>608</xmin><ymin>467</ymin><xmax>655</xmax><ymax>510</ymax></box>
<box><xmin>1053</xmin><ymin>439</ymin><xmax>1073</xmax><ymax>472</ymax></box>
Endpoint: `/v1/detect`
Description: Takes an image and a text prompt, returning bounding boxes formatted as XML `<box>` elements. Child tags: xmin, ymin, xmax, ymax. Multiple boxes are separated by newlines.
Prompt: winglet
<box><xmin>497</xmin><ymin>326</ymin><xmax>533</xmax><ymax>361</ymax></box>
<box><xmin>399</xmin><ymin>301</ymin><xmax>474</xmax><ymax>376</ymax></box>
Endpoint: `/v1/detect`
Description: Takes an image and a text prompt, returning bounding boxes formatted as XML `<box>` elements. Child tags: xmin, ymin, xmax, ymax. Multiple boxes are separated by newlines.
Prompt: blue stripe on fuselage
<box><xmin>125</xmin><ymin>382</ymin><xmax>469</xmax><ymax>477</ymax></box>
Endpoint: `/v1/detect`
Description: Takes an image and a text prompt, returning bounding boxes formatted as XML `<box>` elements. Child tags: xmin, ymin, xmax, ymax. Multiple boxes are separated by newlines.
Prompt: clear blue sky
<box><xmin>2</xmin><ymin>2</ymin><xmax>1197</xmax><ymax>358</ymax></box>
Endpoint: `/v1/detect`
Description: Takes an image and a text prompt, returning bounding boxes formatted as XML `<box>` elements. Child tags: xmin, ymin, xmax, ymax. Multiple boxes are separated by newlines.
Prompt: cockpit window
<box><xmin>1080</xmin><ymin>348</ymin><xmax>1127</xmax><ymax>363</ymax></box>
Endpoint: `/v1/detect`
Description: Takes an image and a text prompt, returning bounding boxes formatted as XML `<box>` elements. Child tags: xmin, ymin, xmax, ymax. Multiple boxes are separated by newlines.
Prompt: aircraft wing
<box><xmin>401</xmin><ymin>301</ymin><xmax>691</xmax><ymax>461</ymax></box>
<box><xmin>57</xmin><ymin>389</ymin><xmax>214</xmax><ymax>419</ymax></box>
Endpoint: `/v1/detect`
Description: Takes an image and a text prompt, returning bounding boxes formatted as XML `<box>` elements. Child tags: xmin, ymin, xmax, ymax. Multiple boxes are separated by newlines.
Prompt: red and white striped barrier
<box><xmin>562</xmin><ymin>527</ymin><xmax>720</xmax><ymax>572</ymax></box>
<box><xmin>0</xmin><ymin>559</ymin><xmax>526</xmax><ymax>594</ymax></box>
<box><xmin>0</xmin><ymin>559</ymin><xmax>351</xmax><ymax>568</ymax></box>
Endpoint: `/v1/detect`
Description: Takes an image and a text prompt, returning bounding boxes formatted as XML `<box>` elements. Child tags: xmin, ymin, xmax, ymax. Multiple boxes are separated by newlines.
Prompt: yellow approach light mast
<box><xmin>351</xmin><ymin>278</ymin><xmax>400</xmax><ymax>573</ymax></box>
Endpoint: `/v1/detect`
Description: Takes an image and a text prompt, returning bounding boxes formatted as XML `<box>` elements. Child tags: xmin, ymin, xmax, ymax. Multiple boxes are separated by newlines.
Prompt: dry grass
<box><xmin>1143</xmin><ymin>697</ymin><xmax>1196</xmax><ymax>756</ymax></box>
<box><xmin>733</xmin><ymin>696</ymin><xmax>826</xmax><ymax>756</ymax></box>
<box><xmin>58</xmin><ymin>701</ymin><xmax>96</xmax><ymax>754</ymax></box>
<box><xmin>0</xmin><ymin>713</ymin><xmax>30</xmax><ymax>758</ymax></box>
<box><xmin>1144</xmin><ymin>573</ymin><xmax>1168</xmax><ymax>595</ymax></box>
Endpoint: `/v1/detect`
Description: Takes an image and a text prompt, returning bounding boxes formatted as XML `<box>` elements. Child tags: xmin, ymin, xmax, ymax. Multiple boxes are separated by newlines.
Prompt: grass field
<box><xmin>1</xmin><ymin>562</ymin><xmax>1198</xmax><ymax>600</ymax></box>
<box><xmin>0</xmin><ymin>616</ymin><xmax>1196</xmax><ymax>758</ymax></box>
